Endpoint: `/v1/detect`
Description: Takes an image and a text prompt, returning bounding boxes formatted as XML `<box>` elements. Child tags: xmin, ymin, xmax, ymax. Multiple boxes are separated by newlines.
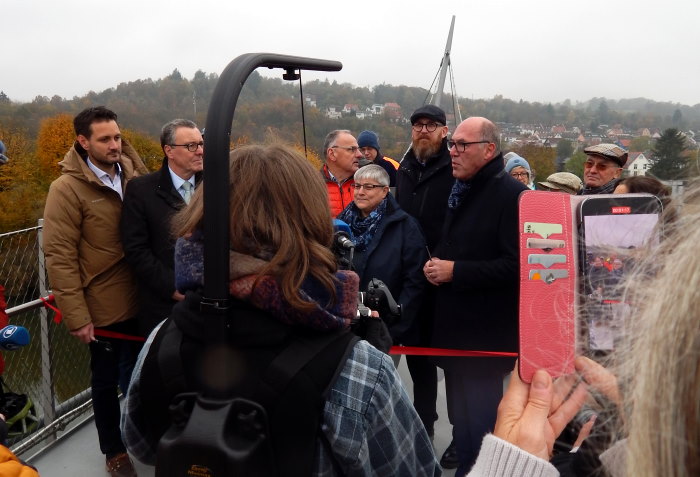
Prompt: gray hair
<box><xmin>354</xmin><ymin>164</ymin><xmax>389</xmax><ymax>187</ymax></box>
<box><xmin>322</xmin><ymin>129</ymin><xmax>352</xmax><ymax>160</ymax></box>
<box><xmin>479</xmin><ymin>120</ymin><xmax>501</xmax><ymax>151</ymax></box>
<box><xmin>160</xmin><ymin>119</ymin><xmax>199</xmax><ymax>150</ymax></box>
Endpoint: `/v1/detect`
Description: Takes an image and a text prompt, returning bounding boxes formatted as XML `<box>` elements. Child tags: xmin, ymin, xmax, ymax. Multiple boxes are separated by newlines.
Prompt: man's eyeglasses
<box><xmin>511</xmin><ymin>172</ymin><xmax>530</xmax><ymax>179</ymax></box>
<box><xmin>584</xmin><ymin>160</ymin><xmax>617</xmax><ymax>171</ymax></box>
<box><xmin>412</xmin><ymin>122</ymin><xmax>441</xmax><ymax>133</ymax></box>
<box><xmin>332</xmin><ymin>145</ymin><xmax>360</xmax><ymax>153</ymax></box>
<box><xmin>170</xmin><ymin>142</ymin><xmax>204</xmax><ymax>152</ymax></box>
<box><xmin>447</xmin><ymin>140</ymin><xmax>489</xmax><ymax>153</ymax></box>
<box><xmin>353</xmin><ymin>183</ymin><xmax>385</xmax><ymax>191</ymax></box>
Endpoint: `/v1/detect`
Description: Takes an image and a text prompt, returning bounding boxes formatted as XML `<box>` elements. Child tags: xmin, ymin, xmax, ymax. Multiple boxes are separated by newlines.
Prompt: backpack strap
<box><xmin>256</xmin><ymin>330</ymin><xmax>358</xmax><ymax>406</ymax></box>
<box><xmin>157</xmin><ymin>319</ymin><xmax>188</xmax><ymax>398</ymax></box>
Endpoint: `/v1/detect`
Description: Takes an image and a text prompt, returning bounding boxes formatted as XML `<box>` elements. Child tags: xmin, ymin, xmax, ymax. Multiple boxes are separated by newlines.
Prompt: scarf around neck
<box><xmin>447</xmin><ymin>179</ymin><xmax>472</xmax><ymax>210</ymax></box>
<box><xmin>337</xmin><ymin>198</ymin><xmax>387</xmax><ymax>252</ymax></box>
<box><xmin>581</xmin><ymin>179</ymin><xmax>619</xmax><ymax>195</ymax></box>
<box><xmin>174</xmin><ymin>232</ymin><xmax>358</xmax><ymax>331</ymax></box>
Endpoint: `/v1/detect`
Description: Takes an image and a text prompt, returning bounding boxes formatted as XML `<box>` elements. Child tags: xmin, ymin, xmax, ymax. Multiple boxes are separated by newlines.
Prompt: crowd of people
<box><xmin>34</xmin><ymin>103</ymin><xmax>697</xmax><ymax>477</ymax></box>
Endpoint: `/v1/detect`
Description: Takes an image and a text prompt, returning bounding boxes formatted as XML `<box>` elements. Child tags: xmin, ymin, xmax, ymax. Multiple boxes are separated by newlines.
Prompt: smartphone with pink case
<box><xmin>518</xmin><ymin>191</ymin><xmax>662</xmax><ymax>383</ymax></box>
<box><xmin>518</xmin><ymin>190</ymin><xmax>581</xmax><ymax>383</ymax></box>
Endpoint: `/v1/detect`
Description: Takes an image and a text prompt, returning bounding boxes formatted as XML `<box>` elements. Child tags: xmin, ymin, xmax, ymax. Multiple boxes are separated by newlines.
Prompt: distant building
<box><xmin>370</xmin><ymin>104</ymin><xmax>384</xmax><ymax>115</ymax></box>
<box><xmin>326</xmin><ymin>106</ymin><xmax>342</xmax><ymax>119</ymax></box>
<box><xmin>383</xmin><ymin>102</ymin><xmax>402</xmax><ymax>120</ymax></box>
<box><xmin>625</xmin><ymin>152</ymin><xmax>652</xmax><ymax>176</ymax></box>
<box><xmin>343</xmin><ymin>104</ymin><xmax>359</xmax><ymax>114</ymax></box>
<box><xmin>304</xmin><ymin>94</ymin><xmax>317</xmax><ymax>108</ymax></box>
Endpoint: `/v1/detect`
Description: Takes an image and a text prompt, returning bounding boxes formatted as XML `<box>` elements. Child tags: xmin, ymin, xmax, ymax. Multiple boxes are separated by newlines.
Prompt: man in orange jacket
<box><xmin>320</xmin><ymin>129</ymin><xmax>363</xmax><ymax>217</ymax></box>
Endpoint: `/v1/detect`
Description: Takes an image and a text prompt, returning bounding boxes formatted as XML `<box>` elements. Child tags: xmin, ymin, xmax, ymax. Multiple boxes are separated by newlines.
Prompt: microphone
<box><xmin>0</xmin><ymin>325</ymin><xmax>30</xmax><ymax>351</ymax></box>
<box><xmin>332</xmin><ymin>219</ymin><xmax>355</xmax><ymax>250</ymax></box>
<box><xmin>334</xmin><ymin>231</ymin><xmax>355</xmax><ymax>250</ymax></box>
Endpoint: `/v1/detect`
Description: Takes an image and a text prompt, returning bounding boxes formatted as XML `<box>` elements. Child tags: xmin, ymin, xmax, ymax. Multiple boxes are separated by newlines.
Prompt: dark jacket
<box><xmin>373</xmin><ymin>154</ymin><xmax>397</xmax><ymax>187</ymax></box>
<box><xmin>120</xmin><ymin>158</ymin><xmax>201</xmax><ymax>335</ymax></box>
<box><xmin>395</xmin><ymin>139</ymin><xmax>454</xmax><ymax>251</ymax></box>
<box><xmin>350</xmin><ymin>195</ymin><xmax>427</xmax><ymax>344</ymax></box>
<box><xmin>431</xmin><ymin>153</ymin><xmax>527</xmax><ymax>353</ymax></box>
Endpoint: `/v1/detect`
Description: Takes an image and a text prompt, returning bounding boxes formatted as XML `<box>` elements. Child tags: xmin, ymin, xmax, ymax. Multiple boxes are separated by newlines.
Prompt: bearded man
<box><xmin>395</xmin><ymin>104</ymin><xmax>460</xmax><ymax>469</ymax></box>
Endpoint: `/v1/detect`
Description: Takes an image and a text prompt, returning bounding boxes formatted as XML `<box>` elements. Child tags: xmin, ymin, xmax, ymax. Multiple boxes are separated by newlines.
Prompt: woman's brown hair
<box><xmin>172</xmin><ymin>143</ymin><xmax>338</xmax><ymax>312</ymax></box>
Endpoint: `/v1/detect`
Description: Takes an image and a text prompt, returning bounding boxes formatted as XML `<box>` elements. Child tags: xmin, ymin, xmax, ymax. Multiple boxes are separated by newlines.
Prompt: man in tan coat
<box><xmin>43</xmin><ymin>106</ymin><xmax>148</xmax><ymax>477</ymax></box>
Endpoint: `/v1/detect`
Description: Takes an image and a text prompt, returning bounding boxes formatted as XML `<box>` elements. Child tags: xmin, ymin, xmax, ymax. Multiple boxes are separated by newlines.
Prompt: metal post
<box><xmin>36</xmin><ymin>218</ymin><xmax>57</xmax><ymax>444</ymax></box>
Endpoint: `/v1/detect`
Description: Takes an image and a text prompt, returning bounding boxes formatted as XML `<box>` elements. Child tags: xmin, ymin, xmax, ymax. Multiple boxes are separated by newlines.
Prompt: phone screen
<box><xmin>579</xmin><ymin>195</ymin><xmax>662</xmax><ymax>352</ymax></box>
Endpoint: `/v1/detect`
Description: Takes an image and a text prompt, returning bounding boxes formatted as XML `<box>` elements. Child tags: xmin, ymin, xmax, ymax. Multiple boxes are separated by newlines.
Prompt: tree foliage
<box><xmin>122</xmin><ymin>129</ymin><xmax>162</xmax><ymax>172</ymax></box>
<box><xmin>1</xmin><ymin>68</ymin><xmax>700</xmax><ymax>233</ymax></box>
<box><xmin>0</xmin><ymin>125</ymin><xmax>45</xmax><ymax>232</ymax></box>
<box><xmin>36</xmin><ymin>114</ymin><xmax>74</xmax><ymax>183</ymax></box>
<box><xmin>630</xmin><ymin>136</ymin><xmax>652</xmax><ymax>152</ymax></box>
<box><xmin>565</xmin><ymin>151</ymin><xmax>587</xmax><ymax>179</ymax></box>
<box><xmin>650</xmin><ymin>128</ymin><xmax>689</xmax><ymax>179</ymax></box>
<box><xmin>512</xmin><ymin>144</ymin><xmax>557</xmax><ymax>184</ymax></box>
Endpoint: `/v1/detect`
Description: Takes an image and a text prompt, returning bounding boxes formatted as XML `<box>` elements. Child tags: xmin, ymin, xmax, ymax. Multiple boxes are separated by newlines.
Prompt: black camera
<box><xmin>356</xmin><ymin>278</ymin><xmax>401</xmax><ymax>326</ymax></box>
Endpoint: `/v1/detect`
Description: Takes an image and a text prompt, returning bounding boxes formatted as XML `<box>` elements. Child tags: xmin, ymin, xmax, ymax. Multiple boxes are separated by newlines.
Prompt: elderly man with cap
<box><xmin>581</xmin><ymin>143</ymin><xmax>628</xmax><ymax>195</ymax></box>
<box><xmin>504</xmin><ymin>153</ymin><xmax>535</xmax><ymax>189</ymax></box>
<box><xmin>357</xmin><ymin>130</ymin><xmax>399</xmax><ymax>186</ymax></box>
<box><xmin>396</xmin><ymin>104</ymin><xmax>460</xmax><ymax>468</ymax></box>
<box><xmin>538</xmin><ymin>172</ymin><xmax>583</xmax><ymax>195</ymax></box>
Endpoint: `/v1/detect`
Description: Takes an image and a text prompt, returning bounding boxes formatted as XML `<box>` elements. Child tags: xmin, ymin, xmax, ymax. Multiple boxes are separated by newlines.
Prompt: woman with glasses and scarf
<box><xmin>337</xmin><ymin>165</ymin><xmax>427</xmax><ymax>359</ymax></box>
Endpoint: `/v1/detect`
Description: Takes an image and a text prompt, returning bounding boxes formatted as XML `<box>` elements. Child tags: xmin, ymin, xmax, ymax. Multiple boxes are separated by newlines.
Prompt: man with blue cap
<box><xmin>357</xmin><ymin>130</ymin><xmax>399</xmax><ymax>186</ymax></box>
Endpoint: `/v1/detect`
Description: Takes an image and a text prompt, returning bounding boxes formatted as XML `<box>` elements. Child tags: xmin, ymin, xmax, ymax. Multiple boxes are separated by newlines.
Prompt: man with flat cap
<box><xmin>396</xmin><ymin>104</ymin><xmax>459</xmax><ymax>468</ymax></box>
<box><xmin>580</xmin><ymin>143</ymin><xmax>628</xmax><ymax>195</ymax></box>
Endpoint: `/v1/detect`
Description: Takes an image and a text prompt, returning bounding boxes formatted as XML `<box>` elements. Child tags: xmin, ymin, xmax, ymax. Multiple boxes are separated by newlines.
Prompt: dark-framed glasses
<box><xmin>170</xmin><ymin>142</ymin><xmax>204</xmax><ymax>152</ymax></box>
<box><xmin>412</xmin><ymin>122</ymin><xmax>441</xmax><ymax>133</ymax></box>
<box><xmin>447</xmin><ymin>140</ymin><xmax>489</xmax><ymax>153</ymax></box>
<box><xmin>511</xmin><ymin>172</ymin><xmax>530</xmax><ymax>179</ymax></box>
<box><xmin>331</xmin><ymin>145</ymin><xmax>360</xmax><ymax>153</ymax></box>
<box><xmin>353</xmin><ymin>183</ymin><xmax>385</xmax><ymax>191</ymax></box>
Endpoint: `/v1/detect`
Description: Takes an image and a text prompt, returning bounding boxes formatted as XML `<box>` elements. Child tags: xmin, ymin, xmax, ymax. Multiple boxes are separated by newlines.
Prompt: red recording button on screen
<box><xmin>611</xmin><ymin>206</ymin><xmax>631</xmax><ymax>214</ymax></box>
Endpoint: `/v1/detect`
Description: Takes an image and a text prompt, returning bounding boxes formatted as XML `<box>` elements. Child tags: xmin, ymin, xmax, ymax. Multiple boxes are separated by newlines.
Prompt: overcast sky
<box><xmin>3</xmin><ymin>0</ymin><xmax>699</xmax><ymax>106</ymax></box>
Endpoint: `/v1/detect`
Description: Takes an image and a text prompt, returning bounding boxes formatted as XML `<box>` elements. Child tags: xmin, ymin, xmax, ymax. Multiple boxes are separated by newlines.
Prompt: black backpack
<box><xmin>146</xmin><ymin>294</ymin><xmax>359</xmax><ymax>477</ymax></box>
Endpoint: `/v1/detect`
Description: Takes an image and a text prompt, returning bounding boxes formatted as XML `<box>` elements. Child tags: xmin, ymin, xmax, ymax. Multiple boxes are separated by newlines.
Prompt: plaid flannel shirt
<box><xmin>122</xmin><ymin>323</ymin><xmax>441</xmax><ymax>476</ymax></box>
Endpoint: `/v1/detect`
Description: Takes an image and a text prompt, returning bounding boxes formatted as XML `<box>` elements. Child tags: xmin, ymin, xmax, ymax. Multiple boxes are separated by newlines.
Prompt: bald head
<box><xmin>448</xmin><ymin>117</ymin><xmax>500</xmax><ymax>180</ymax></box>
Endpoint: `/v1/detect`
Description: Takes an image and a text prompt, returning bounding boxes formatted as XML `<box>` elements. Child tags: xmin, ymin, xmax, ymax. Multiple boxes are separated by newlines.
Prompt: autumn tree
<box><xmin>513</xmin><ymin>144</ymin><xmax>556</xmax><ymax>184</ymax></box>
<box><xmin>649</xmin><ymin>128</ymin><xmax>689</xmax><ymax>179</ymax></box>
<box><xmin>122</xmin><ymin>129</ymin><xmax>162</xmax><ymax>172</ymax></box>
<box><xmin>0</xmin><ymin>125</ymin><xmax>44</xmax><ymax>232</ymax></box>
<box><xmin>35</xmin><ymin>114</ymin><xmax>74</xmax><ymax>183</ymax></box>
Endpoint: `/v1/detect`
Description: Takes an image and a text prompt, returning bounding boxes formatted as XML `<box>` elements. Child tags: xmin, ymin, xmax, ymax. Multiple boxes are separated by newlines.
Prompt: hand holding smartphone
<box><xmin>518</xmin><ymin>191</ymin><xmax>662</xmax><ymax>382</ymax></box>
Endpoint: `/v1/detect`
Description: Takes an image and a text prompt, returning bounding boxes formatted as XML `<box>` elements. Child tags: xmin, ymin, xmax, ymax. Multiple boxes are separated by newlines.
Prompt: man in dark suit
<box><xmin>120</xmin><ymin>119</ymin><xmax>203</xmax><ymax>336</ymax></box>
<box><xmin>423</xmin><ymin>116</ymin><xmax>526</xmax><ymax>475</ymax></box>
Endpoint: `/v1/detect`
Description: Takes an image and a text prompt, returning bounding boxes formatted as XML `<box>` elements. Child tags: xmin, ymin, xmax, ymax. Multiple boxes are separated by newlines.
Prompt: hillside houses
<box><xmin>307</xmin><ymin>98</ymin><xmax>697</xmax><ymax>178</ymax></box>
<box><xmin>322</xmin><ymin>102</ymin><xmax>404</xmax><ymax>121</ymax></box>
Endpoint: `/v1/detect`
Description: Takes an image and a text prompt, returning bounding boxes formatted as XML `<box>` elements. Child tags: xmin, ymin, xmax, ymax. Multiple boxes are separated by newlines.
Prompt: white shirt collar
<box><xmin>86</xmin><ymin>158</ymin><xmax>123</xmax><ymax>199</ymax></box>
<box><xmin>168</xmin><ymin>166</ymin><xmax>195</xmax><ymax>194</ymax></box>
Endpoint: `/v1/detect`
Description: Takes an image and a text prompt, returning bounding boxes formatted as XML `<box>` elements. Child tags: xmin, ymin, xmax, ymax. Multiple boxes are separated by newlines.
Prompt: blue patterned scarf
<box><xmin>337</xmin><ymin>198</ymin><xmax>387</xmax><ymax>252</ymax></box>
<box><xmin>447</xmin><ymin>180</ymin><xmax>472</xmax><ymax>210</ymax></box>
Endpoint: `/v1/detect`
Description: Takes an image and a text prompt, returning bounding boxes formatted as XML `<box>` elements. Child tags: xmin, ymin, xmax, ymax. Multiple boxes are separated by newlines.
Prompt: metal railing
<box><xmin>1</xmin><ymin>220</ymin><xmax>92</xmax><ymax>456</ymax></box>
